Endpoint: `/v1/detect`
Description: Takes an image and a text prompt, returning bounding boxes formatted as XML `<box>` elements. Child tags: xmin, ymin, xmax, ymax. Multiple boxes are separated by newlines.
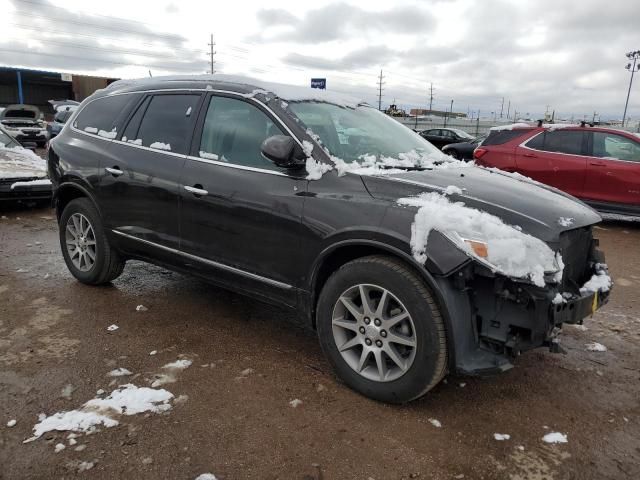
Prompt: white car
<box><xmin>1</xmin><ymin>104</ymin><xmax>49</xmax><ymax>148</ymax></box>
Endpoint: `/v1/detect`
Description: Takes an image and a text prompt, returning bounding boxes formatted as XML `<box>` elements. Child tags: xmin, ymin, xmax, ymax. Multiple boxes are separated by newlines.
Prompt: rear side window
<box><xmin>526</xmin><ymin>130</ymin><xmax>585</xmax><ymax>155</ymax></box>
<box><xmin>483</xmin><ymin>129</ymin><xmax>533</xmax><ymax>146</ymax></box>
<box><xmin>135</xmin><ymin>94</ymin><xmax>200</xmax><ymax>154</ymax></box>
<box><xmin>74</xmin><ymin>94</ymin><xmax>134</xmax><ymax>137</ymax></box>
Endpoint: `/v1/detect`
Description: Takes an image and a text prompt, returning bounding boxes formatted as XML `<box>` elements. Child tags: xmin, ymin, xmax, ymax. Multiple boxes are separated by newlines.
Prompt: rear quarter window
<box><xmin>483</xmin><ymin>129</ymin><xmax>534</xmax><ymax>146</ymax></box>
<box><xmin>73</xmin><ymin>94</ymin><xmax>138</xmax><ymax>137</ymax></box>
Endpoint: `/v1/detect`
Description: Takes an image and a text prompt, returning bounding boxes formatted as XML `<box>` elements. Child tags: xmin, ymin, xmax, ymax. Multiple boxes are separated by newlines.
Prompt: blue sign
<box><xmin>311</xmin><ymin>78</ymin><xmax>326</xmax><ymax>89</ymax></box>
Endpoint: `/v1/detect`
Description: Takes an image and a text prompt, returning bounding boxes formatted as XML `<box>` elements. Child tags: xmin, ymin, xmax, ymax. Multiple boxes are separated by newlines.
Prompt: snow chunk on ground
<box><xmin>54</xmin><ymin>443</ymin><xmax>66</xmax><ymax>453</ymax></box>
<box><xmin>7</xmin><ymin>419</ymin><xmax>16</xmax><ymax>427</ymax></box>
<box><xmin>444</xmin><ymin>185</ymin><xmax>464</xmax><ymax>196</ymax></box>
<box><xmin>150</xmin><ymin>142</ymin><xmax>171</xmax><ymax>151</ymax></box>
<box><xmin>490</xmin><ymin>123</ymin><xmax>531</xmax><ymax>131</ymax></box>
<box><xmin>149</xmin><ymin>350</ymin><xmax>157</xmax><ymax>356</ymax></box>
<box><xmin>107</xmin><ymin>368</ymin><xmax>133</xmax><ymax>377</ymax></box>
<box><xmin>195</xmin><ymin>474</ymin><xmax>218</xmax><ymax>480</ymax></box>
<box><xmin>162</xmin><ymin>359</ymin><xmax>192</xmax><ymax>370</ymax></box>
<box><xmin>106</xmin><ymin>324</ymin><xmax>118</xmax><ymax>331</ymax></box>
<box><xmin>585</xmin><ymin>342</ymin><xmax>607</xmax><ymax>352</ymax></box>
<box><xmin>135</xmin><ymin>304</ymin><xmax>148</xmax><ymax>312</ymax></box>
<box><xmin>542</xmin><ymin>432</ymin><xmax>568</xmax><ymax>444</ymax></box>
<box><xmin>494</xmin><ymin>433</ymin><xmax>511</xmax><ymax>441</ymax></box>
<box><xmin>289</xmin><ymin>399</ymin><xmax>303</xmax><ymax>408</ymax></box>
<box><xmin>428</xmin><ymin>418</ymin><xmax>442</xmax><ymax>428</ymax></box>
<box><xmin>28</xmin><ymin>384</ymin><xmax>173</xmax><ymax>441</ymax></box>
<box><xmin>398</xmin><ymin>192</ymin><xmax>561</xmax><ymax>287</ymax></box>
<box><xmin>580</xmin><ymin>271</ymin><xmax>612</xmax><ymax>294</ymax></box>
<box><xmin>10</xmin><ymin>179</ymin><xmax>51</xmax><ymax>190</ymax></box>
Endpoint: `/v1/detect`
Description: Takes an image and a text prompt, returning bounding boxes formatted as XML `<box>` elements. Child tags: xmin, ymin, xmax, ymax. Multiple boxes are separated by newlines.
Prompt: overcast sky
<box><xmin>1</xmin><ymin>0</ymin><xmax>638</xmax><ymax>120</ymax></box>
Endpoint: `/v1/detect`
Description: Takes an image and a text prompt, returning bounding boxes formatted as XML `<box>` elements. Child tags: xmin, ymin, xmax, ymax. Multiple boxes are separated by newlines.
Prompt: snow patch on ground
<box><xmin>542</xmin><ymin>432</ymin><xmax>568</xmax><ymax>444</ymax></box>
<box><xmin>135</xmin><ymin>304</ymin><xmax>148</xmax><ymax>312</ymax></box>
<box><xmin>107</xmin><ymin>367</ymin><xmax>133</xmax><ymax>377</ymax></box>
<box><xmin>289</xmin><ymin>399</ymin><xmax>303</xmax><ymax>408</ymax></box>
<box><xmin>428</xmin><ymin>418</ymin><xmax>442</xmax><ymax>428</ymax></box>
<box><xmin>585</xmin><ymin>342</ymin><xmax>607</xmax><ymax>352</ymax></box>
<box><xmin>398</xmin><ymin>192</ymin><xmax>561</xmax><ymax>287</ymax></box>
<box><xmin>494</xmin><ymin>433</ymin><xmax>511</xmax><ymax>441</ymax></box>
<box><xmin>7</xmin><ymin>419</ymin><xmax>16</xmax><ymax>427</ymax></box>
<box><xmin>195</xmin><ymin>474</ymin><xmax>218</xmax><ymax>480</ymax></box>
<box><xmin>106</xmin><ymin>324</ymin><xmax>119</xmax><ymax>331</ymax></box>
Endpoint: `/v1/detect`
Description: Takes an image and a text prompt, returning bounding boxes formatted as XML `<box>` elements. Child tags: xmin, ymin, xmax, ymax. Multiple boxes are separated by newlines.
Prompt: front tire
<box><xmin>59</xmin><ymin>198</ymin><xmax>125</xmax><ymax>285</ymax></box>
<box><xmin>317</xmin><ymin>255</ymin><xmax>448</xmax><ymax>403</ymax></box>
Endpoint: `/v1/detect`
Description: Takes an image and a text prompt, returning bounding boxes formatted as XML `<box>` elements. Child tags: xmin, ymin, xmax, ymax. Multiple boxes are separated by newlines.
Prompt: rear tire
<box><xmin>59</xmin><ymin>198</ymin><xmax>125</xmax><ymax>285</ymax></box>
<box><xmin>316</xmin><ymin>255</ymin><xmax>448</xmax><ymax>403</ymax></box>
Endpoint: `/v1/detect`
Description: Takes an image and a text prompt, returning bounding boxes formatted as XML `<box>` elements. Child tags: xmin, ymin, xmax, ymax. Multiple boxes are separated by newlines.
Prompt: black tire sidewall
<box><xmin>317</xmin><ymin>258</ymin><xmax>445</xmax><ymax>403</ymax></box>
<box><xmin>59</xmin><ymin>198</ymin><xmax>110</xmax><ymax>284</ymax></box>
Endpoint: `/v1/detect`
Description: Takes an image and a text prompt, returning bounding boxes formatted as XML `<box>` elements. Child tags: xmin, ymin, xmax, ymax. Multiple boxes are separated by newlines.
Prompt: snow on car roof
<box><xmin>105</xmin><ymin>74</ymin><xmax>365</xmax><ymax>108</ymax></box>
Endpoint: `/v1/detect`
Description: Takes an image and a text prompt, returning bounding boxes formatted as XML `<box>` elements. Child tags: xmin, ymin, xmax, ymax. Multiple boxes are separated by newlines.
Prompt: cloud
<box><xmin>254</xmin><ymin>2</ymin><xmax>436</xmax><ymax>43</ymax></box>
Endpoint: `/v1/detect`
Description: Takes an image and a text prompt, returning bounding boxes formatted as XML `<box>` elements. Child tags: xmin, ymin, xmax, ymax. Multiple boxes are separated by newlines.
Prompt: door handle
<box><xmin>184</xmin><ymin>185</ymin><xmax>208</xmax><ymax>197</ymax></box>
<box><xmin>590</xmin><ymin>161</ymin><xmax>606</xmax><ymax>166</ymax></box>
<box><xmin>523</xmin><ymin>153</ymin><xmax>537</xmax><ymax>158</ymax></box>
<box><xmin>105</xmin><ymin>167</ymin><xmax>123</xmax><ymax>177</ymax></box>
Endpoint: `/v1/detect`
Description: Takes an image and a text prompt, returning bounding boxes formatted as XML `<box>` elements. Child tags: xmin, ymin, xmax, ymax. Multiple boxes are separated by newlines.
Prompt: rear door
<box><xmin>583</xmin><ymin>130</ymin><xmax>640</xmax><ymax>211</ymax></box>
<box><xmin>515</xmin><ymin>129</ymin><xmax>588</xmax><ymax>196</ymax></box>
<box><xmin>98</xmin><ymin>92</ymin><xmax>203</xmax><ymax>250</ymax></box>
<box><xmin>179</xmin><ymin>93</ymin><xmax>306</xmax><ymax>306</ymax></box>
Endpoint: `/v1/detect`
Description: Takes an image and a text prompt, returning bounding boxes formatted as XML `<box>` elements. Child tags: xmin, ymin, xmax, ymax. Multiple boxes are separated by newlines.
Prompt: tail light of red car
<box><xmin>473</xmin><ymin>147</ymin><xmax>488</xmax><ymax>164</ymax></box>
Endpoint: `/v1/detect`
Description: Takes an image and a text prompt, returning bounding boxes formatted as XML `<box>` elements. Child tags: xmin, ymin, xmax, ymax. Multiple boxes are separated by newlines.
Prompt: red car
<box><xmin>474</xmin><ymin>125</ymin><xmax>640</xmax><ymax>218</ymax></box>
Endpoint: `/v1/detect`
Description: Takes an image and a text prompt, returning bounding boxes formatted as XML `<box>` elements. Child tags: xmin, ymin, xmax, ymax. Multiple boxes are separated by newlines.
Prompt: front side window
<box><xmin>74</xmin><ymin>94</ymin><xmax>134</xmax><ymax>137</ymax></box>
<box><xmin>199</xmin><ymin>96</ymin><xmax>284</xmax><ymax>170</ymax></box>
<box><xmin>135</xmin><ymin>94</ymin><xmax>200</xmax><ymax>154</ymax></box>
<box><xmin>592</xmin><ymin>132</ymin><xmax>640</xmax><ymax>162</ymax></box>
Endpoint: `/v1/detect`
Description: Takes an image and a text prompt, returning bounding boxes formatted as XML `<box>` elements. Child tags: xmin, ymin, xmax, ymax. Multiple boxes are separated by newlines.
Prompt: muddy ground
<box><xmin>0</xmin><ymin>205</ymin><xmax>639</xmax><ymax>480</ymax></box>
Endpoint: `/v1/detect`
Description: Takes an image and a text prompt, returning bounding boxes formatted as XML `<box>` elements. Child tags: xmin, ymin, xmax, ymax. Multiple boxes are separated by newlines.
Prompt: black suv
<box><xmin>48</xmin><ymin>76</ymin><xmax>610</xmax><ymax>403</ymax></box>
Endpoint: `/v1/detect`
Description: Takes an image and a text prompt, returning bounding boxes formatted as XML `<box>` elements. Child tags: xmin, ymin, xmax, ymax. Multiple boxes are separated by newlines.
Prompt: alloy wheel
<box><xmin>331</xmin><ymin>284</ymin><xmax>417</xmax><ymax>382</ymax></box>
<box><xmin>65</xmin><ymin>213</ymin><xmax>97</xmax><ymax>272</ymax></box>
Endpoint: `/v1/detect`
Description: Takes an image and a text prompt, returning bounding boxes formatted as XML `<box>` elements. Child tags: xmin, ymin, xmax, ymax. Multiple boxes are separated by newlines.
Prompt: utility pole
<box><xmin>444</xmin><ymin>99</ymin><xmax>453</xmax><ymax>127</ymax></box>
<box><xmin>377</xmin><ymin>70</ymin><xmax>385</xmax><ymax>111</ymax></box>
<box><xmin>592</xmin><ymin>111</ymin><xmax>597</xmax><ymax>124</ymax></box>
<box><xmin>500</xmin><ymin>97</ymin><xmax>504</xmax><ymax>118</ymax></box>
<box><xmin>208</xmin><ymin>34</ymin><xmax>217</xmax><ymax>74</ymax></box>
<box><xmin>622</xmin><ymin>50</ymin><xmax>640</xmax><ymax>127</ymax></box>
<box><xmin>506</xmin><ymin>100</ymin><xmax>511</xmax><ymax>120</ymax></box>
<box><xmin>428</xmin><ymin>83</ymin><xmax>434</xmax><ymax>111</ymax></box>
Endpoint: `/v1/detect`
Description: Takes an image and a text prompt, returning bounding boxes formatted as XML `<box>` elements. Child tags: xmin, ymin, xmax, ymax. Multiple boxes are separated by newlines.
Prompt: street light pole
<box><xmin>622</xmin><ymin>50</ymin><xmax>640</xmax><ymax>127</ymax></box>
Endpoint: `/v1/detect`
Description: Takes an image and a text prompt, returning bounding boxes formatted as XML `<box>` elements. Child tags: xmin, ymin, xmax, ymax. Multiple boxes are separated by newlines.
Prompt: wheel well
<box><xmin>311</xmin><ymin>244</ymin><xmax>430</xmax><ymax>328</ymax></box>
<box><xmin>55</xmin><ymin>185</ymin><xmax>86</xmax><ymax>220</ymax></box>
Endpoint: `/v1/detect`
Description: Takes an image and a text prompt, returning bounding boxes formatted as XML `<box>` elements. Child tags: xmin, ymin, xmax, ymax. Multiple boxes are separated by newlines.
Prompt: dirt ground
<box><xmin>0</xmin><ymin>205</ymin><xmax>639</xmax><ymax>480</ymax></box>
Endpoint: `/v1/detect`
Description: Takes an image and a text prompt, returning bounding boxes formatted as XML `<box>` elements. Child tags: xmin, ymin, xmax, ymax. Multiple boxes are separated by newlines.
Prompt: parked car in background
<box><xmin>474</xmin><ymin>125</ymin><xmax>640</xmax><ymax>218</ymax></box>
<box><xmin>0</xmin><ymin>104</ymin><xmax>49</xmax><ymax>148</ymax></box>
<box><xmin>49</xmin><ymin>76</ymin><xmax>609</xmax><ymax>403</ymax></box>
<box><xmin>442</xmin><ymin>134</ymin><xmax>487</xmax><ymax>160</ymax></box>
<box><xmin>47</xmin><ymin>107</ymin><xmax>76</xmax><ymax>139</ymax></box>
<box><xmin>0</xmin><ymin>125</ymin><xmax>51</xmax><ymax>203</ymax></box>
<box><xmin>419</xmin><ymin>128</ymin><xmax>475</xmax><ymax>149</ymax></box>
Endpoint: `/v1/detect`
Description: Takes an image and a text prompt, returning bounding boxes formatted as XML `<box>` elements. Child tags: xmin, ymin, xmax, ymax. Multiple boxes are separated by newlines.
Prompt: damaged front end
<box><xmin>427</xmin><ymin>226</ymin><xmax>610</xmax><ymax>376</ymax></box>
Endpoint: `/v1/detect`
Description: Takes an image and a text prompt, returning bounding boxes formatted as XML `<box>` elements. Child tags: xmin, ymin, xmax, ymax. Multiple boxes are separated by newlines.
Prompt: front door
<box><xmin>99</xmin><ymin>92</ymin><xmax>202</xmax><ymax>249</ymax></box>
<box><xmin>179</xmin><ymin>93</ymin><xmax>306</xmax><ymax>306</ymax></box>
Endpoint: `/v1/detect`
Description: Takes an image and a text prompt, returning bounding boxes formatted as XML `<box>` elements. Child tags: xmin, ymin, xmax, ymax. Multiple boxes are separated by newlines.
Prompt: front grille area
<box><xmin>558</xmin><ymin>227</ymin><xmax>593</xmax><ymax>292</ymax></box>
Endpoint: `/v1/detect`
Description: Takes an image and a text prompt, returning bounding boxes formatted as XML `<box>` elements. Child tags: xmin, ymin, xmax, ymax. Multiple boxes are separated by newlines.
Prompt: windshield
<box><xmin>0</xmin><ymin>129</ymin><xmax>20</xmax><ymax>148</ymax></box>
<box><xmin>289</xmin><ymin>102</ymin><xmax>445</xmax><ymax>163</ymax></box>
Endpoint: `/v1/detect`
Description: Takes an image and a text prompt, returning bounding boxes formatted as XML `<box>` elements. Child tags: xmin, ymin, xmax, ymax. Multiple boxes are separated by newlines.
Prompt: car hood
<box><xmin>360</xmin><ymin>165</ymin><xmax>601</xmax><ymax>242</ymax></box>
<box><xmin>0</xmin><ymin>104</ymin><xmax>40</xmax><ymax>120</ymax></box>
<box><xmin>0</xmin><ymin>148</ymin><xmax>47</xmax><ymax>180</ymax></box>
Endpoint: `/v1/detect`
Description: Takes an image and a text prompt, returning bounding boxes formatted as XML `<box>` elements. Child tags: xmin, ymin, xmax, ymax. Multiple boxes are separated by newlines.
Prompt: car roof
<box><xmin>96</xmin><ymin>74</ymin><xmax>366</xmax><ymax>108</ymax></box>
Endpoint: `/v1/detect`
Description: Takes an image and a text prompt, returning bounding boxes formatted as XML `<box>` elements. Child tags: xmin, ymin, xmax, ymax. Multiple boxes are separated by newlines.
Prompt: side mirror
<box><xmin>21</xmin><ymin>141</ymin><xmax>38</xmax><ymax>151</ymax></box>
<box><xmin>261</xmin><ymin>135</ymin><xmax>305</xmax><ymax>168</ymax></box>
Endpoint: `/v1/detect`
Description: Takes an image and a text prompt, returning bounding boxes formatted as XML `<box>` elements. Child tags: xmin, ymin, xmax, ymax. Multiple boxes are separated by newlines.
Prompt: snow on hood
<box><xmin>398</xmin><ymin>192</ymin><xmax>563</xmax><ymax>287</ymax></box>
<box><xmin>0</xmin><ymin>144</ymin><xmax>47</xmax><ymax>179</ymax></box>
<box><xmin>106</xmin><ymin>74</ymin><xmax>365</xmax><ymax>108</ymax></box>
